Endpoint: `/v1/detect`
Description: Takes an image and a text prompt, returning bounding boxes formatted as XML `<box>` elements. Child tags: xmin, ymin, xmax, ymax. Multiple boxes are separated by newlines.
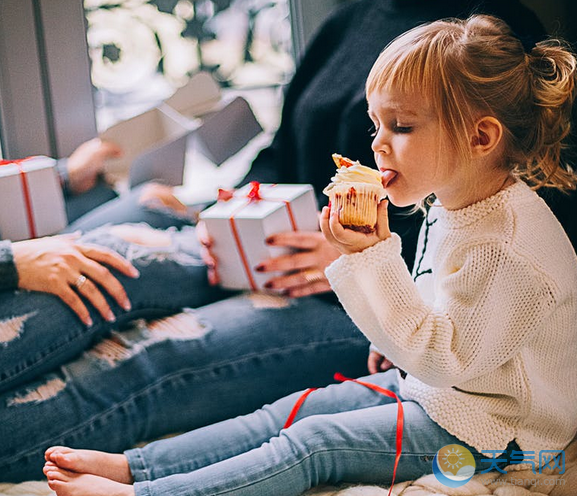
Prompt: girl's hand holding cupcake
<box><xmin>320</xmin><ymin>153</ymin><xmax>391</xmax><ymax>254</ymax></box>
<box><xmin>320</xmin><ymin>199</ymin><xmax>391</xmax><ymax>255</ymax></box>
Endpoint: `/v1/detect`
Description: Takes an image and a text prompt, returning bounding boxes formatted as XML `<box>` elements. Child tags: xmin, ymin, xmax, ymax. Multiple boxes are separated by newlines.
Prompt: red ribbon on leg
<box><xmin>282</xmin><ymin>373</ymin><xmax>404</xmax><ymax>496</ymax></box>
<box><xmin>283</xmin><ymin>387</ymin><xmax>318</xmax><ymax>429</ymax></box>
<box><xmin>334</xmin><ymin>373</ymin><xmax>404</xmax><ymax>494</ymax></box>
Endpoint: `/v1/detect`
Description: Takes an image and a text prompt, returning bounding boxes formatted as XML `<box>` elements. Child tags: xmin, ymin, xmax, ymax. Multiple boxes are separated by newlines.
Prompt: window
<box><xmin>84</xmin><ymin>0</ymin><xmax>295</xmax><ymax>131</ymax></box>
<box><xmin>0</xmin><ymin>0</ymin><xmax>345</xmax><ymax>160</ymax></box>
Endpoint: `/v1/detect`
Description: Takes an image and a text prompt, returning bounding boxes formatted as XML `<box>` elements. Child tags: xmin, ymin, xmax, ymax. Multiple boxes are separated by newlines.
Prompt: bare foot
<box><xmin>45</xmin><ymin>446</ymin><xmax>133</xmax><ymax>484</ymax></box>
<box><xmin>45</xmin><ymin>466</ymin><xmax>134</xmax><ymax>496</ymax></box>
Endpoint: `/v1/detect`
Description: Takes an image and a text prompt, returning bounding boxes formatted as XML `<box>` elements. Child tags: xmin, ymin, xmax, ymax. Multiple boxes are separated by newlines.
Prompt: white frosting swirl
<box><xmin>323</xmin><ymin>163</ymin><xmax>384</xmax><ymax>194</ymax></box>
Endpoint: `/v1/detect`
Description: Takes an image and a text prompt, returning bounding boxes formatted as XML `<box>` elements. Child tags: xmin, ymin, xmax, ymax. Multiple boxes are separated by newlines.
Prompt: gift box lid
<box><xmin>200</xmin><ymin>184</ymin><xmax>314</xmax><ymax>220</ymax></box>
<box><xmin>0</xmin><ymin>156</ymin><xmax>56</xmax><ymax>176</ymax></box>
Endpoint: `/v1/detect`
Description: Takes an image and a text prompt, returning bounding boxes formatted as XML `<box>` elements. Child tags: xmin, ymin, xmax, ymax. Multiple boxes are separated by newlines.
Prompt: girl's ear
<box><xmin>471</xmin><ymin>116</ymin><xmax>503</xmax><ymax>156</ymax></box>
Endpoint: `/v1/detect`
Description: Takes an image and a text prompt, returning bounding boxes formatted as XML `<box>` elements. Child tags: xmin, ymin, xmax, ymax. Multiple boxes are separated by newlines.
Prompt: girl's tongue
<box><xmin>381</xmin><ymin>170</ymin><xmax>398</xmax><ymax>187</ymax></box>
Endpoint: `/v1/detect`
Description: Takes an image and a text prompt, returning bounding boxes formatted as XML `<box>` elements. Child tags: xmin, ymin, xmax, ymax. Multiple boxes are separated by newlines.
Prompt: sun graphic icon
<box><xmin>432</xmin><ymin>444</ymin><xmax>476</xmax><ymax>488</ymax></box>
<box><xmin>441</xmin><ymin>447</ymin><xmax>465</xmax><ymax>474</ymax></box>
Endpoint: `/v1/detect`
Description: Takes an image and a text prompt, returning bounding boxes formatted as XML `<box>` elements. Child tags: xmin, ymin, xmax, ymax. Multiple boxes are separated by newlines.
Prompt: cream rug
<box><xmin>2</xmin><ymin>433</ymin><xmax>574</xmax><ymax>496</ymax></box>
<box><xmin>1</xmin><ymin>453</ymin><xmax>573</xmax><ymax>496</ymax></box>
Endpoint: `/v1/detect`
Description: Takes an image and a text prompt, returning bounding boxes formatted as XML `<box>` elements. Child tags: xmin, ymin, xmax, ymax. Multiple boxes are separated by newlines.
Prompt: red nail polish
<box><xmin>255</xmin><ymin>264</ymin><xmax>265</xmax><ymax>272</ymax></box>
<box><xmin>328</xmin><ymin>201</ymin><xmax>332</xmax><ymax>209</ymax></box>
<box><xmin>264</xmin><ymin>281</ymin><xmax>273</xmax><ymax>289</ymax></box>
<box><xmin>265</xmin><ymin>236</ymin><xmax>275</xmax><ymax>245</ymax></box>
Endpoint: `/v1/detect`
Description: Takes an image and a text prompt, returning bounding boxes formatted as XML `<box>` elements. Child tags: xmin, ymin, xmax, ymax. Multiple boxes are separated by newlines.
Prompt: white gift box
<box><xmin>200</xmin><ymin>183</ymin><xmax>319</xmax><ymax>291</ymax></box>
<box><xmin>0</xmin><ymin>156</ymin><xmax>67</xmax><ymax>241</ymax></box>
<box><xmin>101</xmin><ymin>72</ymin><xmax>262</xmax><ymax>188</ymax></box>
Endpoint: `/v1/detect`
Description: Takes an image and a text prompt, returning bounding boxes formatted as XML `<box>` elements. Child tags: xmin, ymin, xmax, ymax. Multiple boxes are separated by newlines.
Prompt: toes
<box><xmin>47</xmin><ymin>479</ymin><xmax>64</xmax><ymax>491</ymax></box>
<box><xmin>45</xmin><ymin>469</ymin><xmax>68</xmax><ymax>482</ymax></box>
<box><xmin>43</xmin><ymin>461</ymin><xmax>58</xmax><ymax>475</ymax></box>
<box><xmin>46</xmin><ymin>466</ymin><xmax>77</xmax><ymax>482</ymax></box>
<box><xmin>52</xmin><ymin>451</ymin><xmax>76</xmax><ymax>469</ymax></box>
<box><xmin>45</xmin><ymin>446</ymin><xmax>59</xmax><ymax>461</ymax></box>
<box><xmin>46</xmin><ymin>446</ymin><xmax>73</xmax><ymax>462</ymax></box>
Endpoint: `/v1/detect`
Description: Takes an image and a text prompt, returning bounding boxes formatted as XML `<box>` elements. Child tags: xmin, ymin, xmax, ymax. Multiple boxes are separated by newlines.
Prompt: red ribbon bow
<box><xmin>0</xmin><ymin>157</ymin><xmax>38</xmax><ymax>238</ymax></box>
<box><xmin>218</xmin><ymin>181</ymin><xmax>263</xmax><ymax>203</ymax></box>
<box><xmin>217</xmin><ymin>188</ymin><xmax>235</xmax><ymax>202</ymax></box>
<box><xmin>246</xmin><ymin>181</ymin><xmax>262</xmax><ymax>201</ymax></box>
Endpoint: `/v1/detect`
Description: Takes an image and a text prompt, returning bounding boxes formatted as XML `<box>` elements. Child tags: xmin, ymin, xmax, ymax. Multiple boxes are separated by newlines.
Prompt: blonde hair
<box><xmin>366</xmin><ymin>14</ymin><xmax>577</xmax><ymax>192</ymax></box>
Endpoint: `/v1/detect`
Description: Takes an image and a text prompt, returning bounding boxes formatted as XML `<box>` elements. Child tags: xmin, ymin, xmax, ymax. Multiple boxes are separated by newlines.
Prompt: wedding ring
<box><xmin>302</xmin><ymin>269</ymin><xmax>325</xmax><ymax>285</ymax></box>
<box><xmin>73</xmin><ymin>275</ymin><xmax>87</xmax><ymax>290</ymax></box>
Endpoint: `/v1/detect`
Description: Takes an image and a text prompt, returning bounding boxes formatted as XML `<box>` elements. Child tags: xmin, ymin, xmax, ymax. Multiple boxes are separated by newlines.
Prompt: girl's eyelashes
<box><xmin>368</xmin><ymin>118</ymin><xmax>413</xmax><ymax>135</ymax></box>
<box><xmin>392</xmin><ymin>123</ymin><xmax>413</xmax><ymax>134</ymax></box>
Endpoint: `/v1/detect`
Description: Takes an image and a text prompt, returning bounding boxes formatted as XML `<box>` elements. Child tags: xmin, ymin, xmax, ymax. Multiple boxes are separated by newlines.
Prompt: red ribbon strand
<box><xmin>283</xmin><ymin>372</ymin><xmax>404</xmax><ymax>496</ymax></box>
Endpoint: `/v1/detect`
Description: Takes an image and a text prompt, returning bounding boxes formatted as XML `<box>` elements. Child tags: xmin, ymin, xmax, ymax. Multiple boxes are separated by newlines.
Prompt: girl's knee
<box><xmin>278</xmin><ymin>414</ymin><xmax>346</xmax><ymax>454</ymax></box>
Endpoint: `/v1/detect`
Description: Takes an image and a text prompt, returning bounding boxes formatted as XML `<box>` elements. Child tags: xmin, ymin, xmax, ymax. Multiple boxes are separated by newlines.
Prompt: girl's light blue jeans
<box><xmin>125</xmin><ymin>370</ymin><xmax>511</xmax><ymax>496</ymax></box>
<box><xmin>0</xmin><ymin>225</ymin><xmax>370</xmax><ymax>482</ymax></box>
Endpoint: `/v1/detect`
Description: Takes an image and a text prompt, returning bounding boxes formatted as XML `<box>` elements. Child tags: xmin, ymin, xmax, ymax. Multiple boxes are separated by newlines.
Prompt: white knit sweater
<box><xmin>326</xmin><ymin>181</ymin><xmax>577</xmax><ymax>456</ymax></box>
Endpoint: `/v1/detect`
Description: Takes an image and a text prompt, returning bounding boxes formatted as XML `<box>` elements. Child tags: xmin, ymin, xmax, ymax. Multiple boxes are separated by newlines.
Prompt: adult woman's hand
<box><xmin>67</xmin><ymin>138</ymin><xmax>122</xmax><ymax>195</ymax></box>
<box><xmin>254</xmin><ymin>231</ymin><xmax>342</xmax><ymax>298</ymax></box>
<box><xmin>196</xmin><ymin>221</ymin><xmax>219</xmax><ymax>286</ymax></box>
<box><xmin>12</xmin><ymin>235</ymin><xmax>140</xmax><ymax>326</ymax></box>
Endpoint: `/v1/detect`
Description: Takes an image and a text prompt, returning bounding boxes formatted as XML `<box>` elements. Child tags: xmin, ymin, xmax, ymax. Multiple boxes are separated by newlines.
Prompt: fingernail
<box><xmin>264</xmin><ymin>281</ymin><xmax>273</xmax><ymax>289</ymax></box>
<box><xmin>131</xmin><ymin>267</ymin><xmax>140</xmax><ymax>278</ymax></box>
<box><xmin>265</xmin><ymin>236</ymin><xmax>275</xmax><ymax>245</ymax></box>
<box><xmin>107</xmin><ymin>312</ymin><xmax>116</xmax><ymax>323</ymax></box>
<box><xmin>328</xmin><ymin>201</ymin><xmax>332</xmax><ymax>209</ymax></box>
<box><xmin>208</xmin><ymin>271</ymin><xmax>219</xmax><ymax>286</ymax></box>
<box><xmin>122</xmin><ymin>300</ymin><xmax>132</xmax><ymax>311</ymax></box>
<box><xmin>255</xmin><ymin>264</ymin><xmax>265</xmax><ymax>272</ymax></box>
<box><xmin>85</xmin><ymin>317</ymin><xmax>93</xmax><ymax>327</ymax></box>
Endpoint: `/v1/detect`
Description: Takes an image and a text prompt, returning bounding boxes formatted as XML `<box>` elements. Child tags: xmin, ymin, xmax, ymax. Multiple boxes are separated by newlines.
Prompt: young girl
<box><xmin>42</xmin><ymin>14</ymin><xmax>577</xmax><ymax>496</ymax></box>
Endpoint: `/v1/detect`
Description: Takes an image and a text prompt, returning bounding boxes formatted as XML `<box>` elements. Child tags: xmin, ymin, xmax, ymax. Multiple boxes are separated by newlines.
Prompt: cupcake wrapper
<box><xmin>328</xmin><ymin>183</ymin><xmax>384</xmax><ymax>229</ymax></box>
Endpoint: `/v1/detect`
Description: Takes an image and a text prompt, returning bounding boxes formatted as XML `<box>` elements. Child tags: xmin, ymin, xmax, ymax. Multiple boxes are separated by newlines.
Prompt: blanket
<box><xmin>2</xmin><ymin>435</ymin><xmax>574</xmax><ymax>496</ymax></box>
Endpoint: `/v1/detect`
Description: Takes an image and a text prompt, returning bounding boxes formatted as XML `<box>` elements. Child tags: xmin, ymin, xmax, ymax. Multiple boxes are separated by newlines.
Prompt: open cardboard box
<box><xmin>101</xmin><ymin>72</ymin><xmax>262</xmax><ymax>189</ymax></box>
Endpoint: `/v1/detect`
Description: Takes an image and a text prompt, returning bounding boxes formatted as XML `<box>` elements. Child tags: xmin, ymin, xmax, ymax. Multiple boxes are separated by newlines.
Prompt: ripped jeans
<box><xmin>0</xmin><ymin>225</ymin><xmax>369</xmax><ymax>482</ymax></box>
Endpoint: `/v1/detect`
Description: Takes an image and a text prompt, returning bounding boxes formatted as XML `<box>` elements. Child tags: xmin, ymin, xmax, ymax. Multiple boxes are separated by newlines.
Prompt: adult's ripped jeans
<box><xmin>0</xmin><ymin>225</ymin><xmax>369</xmax><ymax>482</ymax></box>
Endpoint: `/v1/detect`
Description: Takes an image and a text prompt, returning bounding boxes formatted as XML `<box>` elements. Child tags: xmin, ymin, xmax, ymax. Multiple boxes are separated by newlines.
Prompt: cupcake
<box><xmin>323</xmin><ymin>153</ymin><xmax>386</xmax><ymax>233</ymax></box>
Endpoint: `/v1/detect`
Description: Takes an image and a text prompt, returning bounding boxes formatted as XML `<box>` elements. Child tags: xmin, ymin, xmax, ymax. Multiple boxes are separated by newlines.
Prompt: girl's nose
<box><xmin>371</xmin><ymin>137</ymin><xmax>391</xmax><ymax>155</ymax></box>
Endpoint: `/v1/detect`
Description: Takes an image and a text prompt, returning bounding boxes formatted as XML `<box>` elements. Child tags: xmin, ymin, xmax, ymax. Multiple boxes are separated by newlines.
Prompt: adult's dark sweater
<box><xmin>243</xmin><ymin>0</ymin><xmax>548</xmax><ymax>271</ymax></box>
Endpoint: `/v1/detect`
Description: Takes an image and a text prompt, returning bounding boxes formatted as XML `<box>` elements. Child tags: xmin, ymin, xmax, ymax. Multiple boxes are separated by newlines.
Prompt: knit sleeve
<box><xmin>325</xmin><ymin>235</ymin><xmax>557</xmax><ymax>388</ymax></box>
<box><xmin>0</xmin><ymin>240</ymin><xmax>19</xmax><ymax>291</ymax></box>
